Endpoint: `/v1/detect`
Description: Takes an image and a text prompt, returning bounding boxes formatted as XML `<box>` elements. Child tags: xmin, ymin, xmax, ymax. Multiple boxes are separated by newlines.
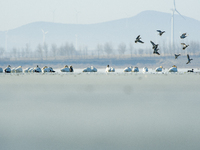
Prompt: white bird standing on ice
<box><xmin>28</xmin><ymin>68</ymin><xmax>33</xmax><ymax>72</ymax></box>
<box><xmin>61</xmin><ymin>65</ymin><xmax>70</xmax><ymax>72</ymax></box>
<box><xmin>169</xmin><ymin>65</ymin><xmax>178</xmax><ymax>72</ymax></box>
<box><xmin>143</xmin><ymin>67</ymin><xmax>148</xmax><ymax>72</ymax></box>
<box><xmin>155</xmin><ymin>66</ymin><xmax>163</xmax><ymax>72</ymax></box>
<box><xmin>123</xmin><ymin>66</ymin><xmax>133</xmax><ymax>72</ymax></box>
<box><xmin>0</xmin><ymin>67</ymin><xmax>3</xmax><ymax>73</ymax></box>
<box><xmin>32</xmin><ymin>65</ymin><xmax>42</xmax><ymax>73</ymax></box>
<box><xmin>15</xmin><ymin>66</ymin><xmax>23</xmax><ymax>73</ymax></box>
<box><xmin>4</xmin><ymin>65</ymin><xmax>11</xmax><ymax>73</ymax></box>
<box><xmin>132</xmin><ymin>67</ymin><xmax>139</xmax><ymax>72</ymax></box>
<box><xmin>11</xmin><ymin>67</ymin><xmax>16</xmax><ymax>73</ymax></box>
<box><xmin>82</xmin><ymin>66</ymin><xmax>97</xmax><ymax>72</ymax></box>
<box><xmin>106</xmin><ymin>65</ymin><xmax>115</xmax><ymax>72</ymax></box>
<box><xmin>24</xmin><ymin>67</ymin><xmax>31</xmax><ymax>73</ymax></box>
<box><xmin>42</xmin><ymin>66</ymin><xmax>55</xmax><ymax>72</ymax></box>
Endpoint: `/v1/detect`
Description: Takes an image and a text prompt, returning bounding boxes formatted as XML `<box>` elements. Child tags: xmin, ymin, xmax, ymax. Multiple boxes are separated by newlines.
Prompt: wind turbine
<box><xmin>75</xmin><ymin>34</ymin><xmax>78</xmax><ymax>50</ymax></box>
<box><xmin>171</xmin><ymin>0</ymin><xmax>185</xmax><ymax>49</ymax></box>
<box><xmin>41</xmin><ymin>29</ymin><xmax>48</xmax><ymax>45</ymax></box>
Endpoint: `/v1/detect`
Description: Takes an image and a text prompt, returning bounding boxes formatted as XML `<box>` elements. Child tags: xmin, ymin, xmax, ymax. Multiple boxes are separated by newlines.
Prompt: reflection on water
<box><xmin>0</xmin><ymin>73</ymin><xmax>200</xmax><ymax>150</ymax></box>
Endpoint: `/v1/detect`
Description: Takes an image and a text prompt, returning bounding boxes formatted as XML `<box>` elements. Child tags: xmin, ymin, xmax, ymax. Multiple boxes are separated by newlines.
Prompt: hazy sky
<box><xmin>0</xmin><ymin>0</ymin><xmax>200</xmax><ymax>31</ymax></box>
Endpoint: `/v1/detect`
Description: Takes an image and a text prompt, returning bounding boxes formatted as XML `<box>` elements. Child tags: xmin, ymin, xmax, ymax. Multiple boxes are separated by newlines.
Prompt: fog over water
<box><xmin>0</xmin><ymin>72</ymin><xmax>200</xmax><ymax>150</ymax></box>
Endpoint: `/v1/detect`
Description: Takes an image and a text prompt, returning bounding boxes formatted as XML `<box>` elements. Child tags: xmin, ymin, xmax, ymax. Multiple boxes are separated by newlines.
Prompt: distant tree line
<box><xmin>0</xmin><ymin>41</ymin><xmax>199</xmax><ymax>60</ymax></box>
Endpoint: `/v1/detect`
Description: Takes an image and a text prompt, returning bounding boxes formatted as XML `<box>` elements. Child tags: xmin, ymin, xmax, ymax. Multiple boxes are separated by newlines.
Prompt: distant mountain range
<box><xmin>0</xmin><ymin>10</ymin><xmax>200</xmax><ymax>51</ymax></box>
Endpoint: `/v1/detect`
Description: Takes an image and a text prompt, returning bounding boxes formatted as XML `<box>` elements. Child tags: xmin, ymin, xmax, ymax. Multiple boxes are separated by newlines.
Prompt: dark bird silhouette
<box><xmin>180</xmin><ymin>33</ymin><xmax>188</xmax><ymax>39</ymax></box>
<box><xmin>157</xmin><ymin>30</ymin><xmax>165</xmax><ymax>36</ymax></box>
<box><xmin>181</xmin><ymin>43</ymin><xmax>189</xmax><ymax>50</ymax></box>
<box><xmin>174</xmin><ymin>54</ymin><xmax>181</xmax><ymax>59</ymax></box>
<box><xmin>150</xmin><ymin>41</ymin><xmax>160</xmax><ymax>55</ymax></box>
<box><xmin>186</xmin><ymin>54</ymin><xmax>193</xmax><ymax>64</ymax></box>
<box><xmin>187</xmin><ymin>69</ymin><xmax>194</xmax><ymax>72</ymax></box>
<box><xmin>135</xmin><ymin>35</ymin><xmax>144</xmax><ymax>43</ymax></box>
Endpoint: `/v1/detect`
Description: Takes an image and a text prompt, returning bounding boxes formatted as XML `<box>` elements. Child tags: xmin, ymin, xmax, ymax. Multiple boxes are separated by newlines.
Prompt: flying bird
<box><xmin>186</xmin><ymin>54</ymin><xmax>193</xmax><ymax>64</ymax></box>
<box><xmin>150</xmin><ymin>41</ymin><xmax>158</xmax><ymax>49</ymax></box>
<box><xmin>157</xmin><ymin>30</ymin><xmax>165</xmax><ymax>36</ymax></box>
<box><xmin>135</xmin><ymin>35</ymin><xmax>144</xmax><ymax>43</ymax></box>
<box><xmin>174</xmin><ymin>54</ymin><xmax>181</xmax><ymax>59</ymax></box>
<box><xmin>181</xmin><ymin>43</ymin><xmax>189</xmax><ymax>50</ymax></box>
<box><xmin>180</xmin><ymin>33</ymin><xmax>188</xmax><ymax>39</ymax></box>
<box><xmin>150</xmin><ymin>41</ymin><xmax>160</xmax><ymax>55</ymax></box>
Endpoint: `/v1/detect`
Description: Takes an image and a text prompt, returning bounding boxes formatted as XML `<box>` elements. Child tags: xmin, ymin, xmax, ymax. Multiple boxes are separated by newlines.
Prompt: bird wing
<box><xmin>187</xmin><ymin>54</ymin><xmax>190</xmax><ymax>60</ymax></box>
<box><xmin>157</xmin><ymin>30</ymin><xmax>161</xmax><ymax>33</ymax></box>
<box><xmin>155</xmin><ymin>51</ymin><xmax>160</xmax><ymax>55</ymax></box>
<box><xmin>183</xmin><ymin>33</ymin><xmax>187</xmax><ymax>35</ymax></box>
<box><xmin>136</xmin><ymin>35</ymin><xmax>140</xmax><ymax>39</ymax></box>
<box><xmin>150</xmin><ymin>41</ymin><xmax>155</xmax><ymax>46</ymax></box>
<box><xmin>138</xmin><ymin>39</ymin><xmax>144</xmax><ymax>43</ymax></box>
<box><xmin>181</xmin><ymin>43</ymin><xmax>186</xmax><ymax>45</ymax></box>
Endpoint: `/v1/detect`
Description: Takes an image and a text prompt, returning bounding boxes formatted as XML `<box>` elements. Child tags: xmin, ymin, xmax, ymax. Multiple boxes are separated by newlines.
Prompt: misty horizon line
<box><xmin>1</xmin><ymin>10</ymin><xmax>198</xmax><ymax>32</ymax></box>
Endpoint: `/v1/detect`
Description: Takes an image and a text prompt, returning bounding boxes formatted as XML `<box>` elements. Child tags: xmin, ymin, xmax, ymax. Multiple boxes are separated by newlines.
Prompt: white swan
<box><xmin>106</xmin><ymin>65</ymin><xmax>115</xmax><ymax>72</ymax></box>
<box><xmin>169</xmin><ymin>65</ymin><xmax>178</xmax><ymax>72</ymax></box>
<box><xmin>15</xmin><ymin>66</ymin><xmax>23</xmax><ymax>73</ymax></box>
<box><xmin>82</xmin><ymin>66</ymin><xmax>97</xmax><ymax>72</ymax></box>
<box><xmin>24</xmin><ymin>67</ymin><xmax>31</xmax><ymax>73</ymax></box>
<box><xmin>11</xmin><ymin>67</ymin><xmax>16</xmax><ymax>73</ymax></box>
<box><xmin>49</xmin><ymin>67</ymin><xmax>55</xmax><ymax>72</ymax></box>
<box><xmin>132</xmin><ymin>67</ymin><xmax>139</xmax><ymax>72</ymax></box>
<box><xmin>4</xmin><ymin>65</ymin><xmax>11</xmax><ymax>73</ymax></box>
<box><xmin>42</xmin><ymin>66</ymin><xmax>55</xmax><ymax>73</ymax></box>
<box><xmin>28</xmin><ymin>68</ymin><xmax>33</xmax><ymax>72</ymax></box>
<box><xmin>0</xmin><ymin>67</ymin><xmax>3</xmax><ymax>73</ymax></box>
<box><xmin>32</xmin><ymin>65</ymin><xmax>42</xmax><ymax>73</ymax></box>
<box><xmin>61</xmin><ymin>65</ymin><xmax>70</xmax><ymax>72</ymax></box>
<box><xmin>143</xmin><ymin>67</ymin><xmax>148</xmax><ymax>72</ymax></box>
<box><xmin>124</xmin><ymin>66</ymin><xmax>133</xmax><ymax>72</ymax></box>
<box><xmin>155</xmin><ymin>66</ymin><xmax>163</xmax><ymax>72</ymax></box>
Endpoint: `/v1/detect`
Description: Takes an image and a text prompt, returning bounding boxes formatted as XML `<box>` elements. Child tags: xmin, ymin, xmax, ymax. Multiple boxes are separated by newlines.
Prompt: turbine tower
<box><xmin>171</xmin><ymin>0</ymin><xmax>185</xmax><ymax>49</ymax></box>
<box><xmin>5</xmin><ymin>31</ymin><xmax>8</xmax><ymax>52</ymax></box>
<box><xmin>41</xmin><ymin>29</ymin><xmax>48</xmax><ymax>45</ymax></box>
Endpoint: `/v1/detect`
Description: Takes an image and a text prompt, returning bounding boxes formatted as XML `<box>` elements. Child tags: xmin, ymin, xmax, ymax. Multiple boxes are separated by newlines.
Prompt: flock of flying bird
<box><xmin>135</xmin><ymin>30</ymin><xmax>193</xmax><ymax>64</ymax></box>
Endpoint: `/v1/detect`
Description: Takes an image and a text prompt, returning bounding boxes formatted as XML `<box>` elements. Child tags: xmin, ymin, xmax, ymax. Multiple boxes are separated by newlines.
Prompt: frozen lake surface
<box><xmin>0</xmin><ymin>70</ymin><xmax>200</xmax><ymax>150</ymax></box>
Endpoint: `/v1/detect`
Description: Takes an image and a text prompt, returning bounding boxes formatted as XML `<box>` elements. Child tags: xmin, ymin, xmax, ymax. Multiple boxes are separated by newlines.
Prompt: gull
<box><xmin>157</xmin><ymin>30</ymin><xmax>165</xmax><ymax>36</ymax></box>
<box><xmin>135</xmin><ymin>35</ymin><xmax>144</xmax><ymax>43</ymax></box>
<box><xmin>181</xmin><ymin>43</ymin><xmax>189</xmax><ymax>50</ymax></box>
<box><xmin>174</xmin><ymin>54</ymin><xmax>181</xmax><ymax>59</ymax></box>
<box><xmin>180</xmin><ymin>33</ymin><xmax>188</xmax><ymax>39</ymax></box>
<box><xmin>150</xmin><ymin>41</ymin><xmax>160</xmax><ymax>55</ymax></box>
<box><xmin>186</xmin><ymin>54</ymin><xmax>193</xmax><ymax>64</ymax></box>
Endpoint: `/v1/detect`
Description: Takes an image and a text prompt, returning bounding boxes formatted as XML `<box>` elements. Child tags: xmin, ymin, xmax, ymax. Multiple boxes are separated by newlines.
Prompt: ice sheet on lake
<box><xmin>0</xmin><ymin>73</ymin><xmax>200</xmax><ymax>150</ymax></box>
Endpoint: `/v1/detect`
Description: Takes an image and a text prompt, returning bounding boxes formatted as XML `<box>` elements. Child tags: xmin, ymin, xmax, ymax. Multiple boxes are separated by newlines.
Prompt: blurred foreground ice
<box><xmin>0</xmin><ymin>72</ymin><xmax>200</xmax><ymax>150</ymax></box>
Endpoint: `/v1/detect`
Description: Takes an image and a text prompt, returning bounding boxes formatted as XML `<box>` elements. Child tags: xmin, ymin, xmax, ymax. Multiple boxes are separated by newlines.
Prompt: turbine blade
<box><xmin>174</xmin><ymin>0</ymin><xmax>176</xmax><ymax>9</ymax></box>
<box><xmin>41</xmin><ymin>29</ymin><xmax>44</xmax><ymax>33</ymax></box>
<box><xmin>175</xmin><ymin>9</ymin><xmax>186</xmax><ymax>20</ymax></box>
